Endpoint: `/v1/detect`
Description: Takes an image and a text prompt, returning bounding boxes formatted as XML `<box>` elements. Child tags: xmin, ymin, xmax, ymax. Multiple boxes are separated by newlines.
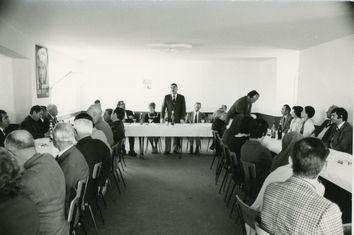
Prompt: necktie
<box><xmin>194</xmin><ymin>112</ymin><xmax>198</xmax><ymax>123</ymax></box>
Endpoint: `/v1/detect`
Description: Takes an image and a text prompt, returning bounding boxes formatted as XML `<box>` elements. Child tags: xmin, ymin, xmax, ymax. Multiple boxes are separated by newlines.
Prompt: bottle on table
<box><xmin>271</xmin><ymin>123</ymin><xmax>276</xmax><ymax>139</ymax></box>
<box><xmin>277</xmin><ymin>125</ymin><xmax>282</xmax><ymax>140</ymax></box>
<box><xmin>171</xmin><ymin>110</ymin><xmax>175</xmax><ymax>125</ymax></box>
<box><xmin>139</xmin><ymin>112</ymin><xmax>143</xmax><ymax>125</ymax></box>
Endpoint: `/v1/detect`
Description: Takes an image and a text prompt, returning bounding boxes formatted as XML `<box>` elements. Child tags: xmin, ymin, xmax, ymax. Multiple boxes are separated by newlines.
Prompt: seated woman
<box><xmin>301</xmin><ymin>106</ymin><xmax>316</xmax><ymax>137</ymax></box>
<box><xmin>270</xmin><ymin>132</ymin><xmax>303</xmax><ymax>172</ymax></box>
<box><xmin>110</xmin><ymin>107</ymin><xmax>126</xmax><ymax>146</ymax></box>
<box><xmin>143</xmin><ymin>102</ymin><xmax>160</xmax><ymax>154</ymax></box>
<box><xmin>289</xmin><ymin>106</ymin><xmax>304</xmax><ymax>133</ymax></box>
<box><xmin>0</xmin><ymin>148</ymin><xmax>39</xmax><ymax>235</ymax></box>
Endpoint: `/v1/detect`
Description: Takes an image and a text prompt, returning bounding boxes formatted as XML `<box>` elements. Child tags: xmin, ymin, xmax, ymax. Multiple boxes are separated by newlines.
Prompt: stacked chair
<box><xmin>67</xmin><ymin>140</ymin><xmax>128</xmax><ymax>234</ymax></box>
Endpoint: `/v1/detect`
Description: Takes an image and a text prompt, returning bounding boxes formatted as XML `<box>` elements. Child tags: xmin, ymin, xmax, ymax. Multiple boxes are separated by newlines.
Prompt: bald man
<box><xmin>87</xmin><ymin>104</ymin><xmax>114</xmax><ymax>146</ymax></box>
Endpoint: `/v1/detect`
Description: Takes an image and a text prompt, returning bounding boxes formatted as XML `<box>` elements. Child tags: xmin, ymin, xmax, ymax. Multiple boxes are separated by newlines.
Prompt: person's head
<box><xmin>247</xmin><ymin>90</ymin><xmax>260</xmax><ymax>103</ymax></box>
<box><xmin>291</xmin><ymin>137</ymin><xmax>329</xmax><ymax>179</ymax></box>
<box><xmin>0</xmin><ymin>110</ymin><xmax>10</xmax><ymax>129</ymax></box>
<box><xmin>74</xmin><ymin>112</ymin><xmax>94</xmax><ymax>125</ymax></box>
<box><xmin>0</xmin><ymin>148</ymin><xmax>21</xmax><ymax>197</ymax></box>
<box><xmin>29</xmin><ymin>105</ymin><xmax>43</xmax><ymax>121</ymax></box>
<box><xmin>330</xmin><ymin>107</ymin><xmax>348</xmax><ymax>125</ymax></box>
<box><xmin>113</xmin><ymin>107</ymin><xmax>125</xmax><ymax>121</ymax></box>
<box><xmin>117</xmin><ymin>100</ymin><xmax>126</xmax><ymax>110</ymax></box>
<box><xmin>291</xmin><ymin>106</ymin><xmax>303</xmax><ymax>118</ymax></box>
<box><xmin>326</xmin><ymin>105</ymin><xmax>338</xmax><ymax>119</ymax></box>
<box><xmin>52</xmin><ymin>123</ymin><xmax>75</xmax><ymax>151</ymax></box>
<box><xmin>40</xmin><ymin>106</ymin><xmax>48</xmax><ymax>119</ymax></box>
<box><xmin>103</xmin><ymin>109</ymin><xmax>113</xmax><ymax>122</ymax></box>
<box><xmin>148</xmin><ymin>102</ymin><xmax>156</xmax><ymax>113</ymax></box>
<box><xmin>303</xmin><ymin>106</ymin><xmax>315</xmax><ymax>120</ymax></box>
<box><xmin>47</xmin><ymin>104</ymin><xmax>58</xmax><ymax>117</ymax></box>
<box><xmin>249</xmin><ymin>119</ymin><xmax>268</xmax><ymax>139</ymax></box>
<box><xmin>74</xmin><ymin>118</ymin><xmax>93</xmax><ymax>140</ymax></box>
<box><xmin>170</xmin><ymin>83</ymin><xmax>178</xmax><ymax>95</ymax></box>
<box><xmin>281</xmin><ymin>104</ymin><xmax>291</xmax><ymax>116</ymax></box>
<box><xmin>194</xmin><ymin>102</ymin><xmax>201</xmax><ymax>112</ymax></box>
<box><xmin>94</xmin><ymin>99</ymin><xmax>100</xmax><ymax>105</ymax></box>
<box><xmin>4</xmin><ymin>130</ymin><xmax>36</xmax><ymax>171</ymax></box>
<box><xmin>87</xmin><ymin>104</ymin><xmax>103</xmax><ymax>124</ymax></box>
<box><xmin>221</xmin><ymin>105</ymin><xmax>227</xmax><ymax>112</ymax></box>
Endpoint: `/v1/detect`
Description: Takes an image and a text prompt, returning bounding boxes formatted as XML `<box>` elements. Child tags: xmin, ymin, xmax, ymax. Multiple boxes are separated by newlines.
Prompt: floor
<box><xmin>87</xmin><ymin>147</ymin><xmax>242</xmax><ymax>235</ymax></box>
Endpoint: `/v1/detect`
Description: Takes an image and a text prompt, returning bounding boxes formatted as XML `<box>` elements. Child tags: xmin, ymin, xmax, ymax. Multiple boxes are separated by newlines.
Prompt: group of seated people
<box><xmin>214</xmin><ymin>103</ymin><xmax>352</xmax><ymax>234</ymax></box>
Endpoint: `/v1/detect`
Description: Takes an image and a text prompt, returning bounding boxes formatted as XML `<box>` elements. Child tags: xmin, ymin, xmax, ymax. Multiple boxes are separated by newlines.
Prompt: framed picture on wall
<box><xmin>35</xmin><ymin>45</ymin><xmax>49</xmax><ymax>98</ymax></box>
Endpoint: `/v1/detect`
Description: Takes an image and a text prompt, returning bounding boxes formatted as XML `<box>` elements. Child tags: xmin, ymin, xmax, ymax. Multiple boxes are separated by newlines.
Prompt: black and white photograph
<box><xmin>0</xmin><ymin>1</ymin><xmax>353</xmax><ymax>235</ymax></box>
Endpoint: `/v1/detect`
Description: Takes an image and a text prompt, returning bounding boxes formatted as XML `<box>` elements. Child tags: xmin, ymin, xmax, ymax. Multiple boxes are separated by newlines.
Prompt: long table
<box><xmin>124</xmin><ymin>123</ymin><xmax>213</xmax><ymax>158</ymax></box>
<box><xmin>261</xmin><ymin>136</ymin><xmax>352</xmax><ymax>193</ymax></box>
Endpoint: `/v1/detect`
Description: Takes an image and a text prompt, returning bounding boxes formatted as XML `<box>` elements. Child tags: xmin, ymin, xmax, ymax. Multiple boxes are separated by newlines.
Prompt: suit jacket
<box><xmin>161</xmin><ymin>94</ymin><xmax>186</xmax><ymax>122</ymax></box>
<box><xmin>279</xmin><ymin>115</ymin><xmax>293</xmax><ymax>133</ymax></box>
<box><xmin>330</xmin><ymin>122</ymin><xmax>353</xmax><ymax>154</ymax></box>
<box><xmin>186</xmin><ymin>111</ymin><xmax>206</xmax><ymax>123</ymax></box>
<box><xmin>56</xmin><ymin>146</ymin><xmax>89</xmax><ymax>212</ymax></box>
<box><xmin>21</xmin><ymin>153</ymin><xmax>69</xmax><ymax>235</ymax></box>
<box><xmin>226</xmin><ymin>96</ymin><xmax>252</xmax><ymax>124</ymax></box>
<box><xmin>0</xmin><ymin>129</ymin><xmax>6</xmax><ymax>147</ymax></box>
<box><xmin>20</xmin><ymin>116</ymin><xmax>45</xmax><ymax>139</ymax></box>
<box><xmin>260</xmin><ymin>176</ymin><xmax>343</xmax><ymax>235</ymax></box>
<box><xmin>124</xmin><ymin>110</ymin><xmax>135</xmax><ymax>123</ymax></box>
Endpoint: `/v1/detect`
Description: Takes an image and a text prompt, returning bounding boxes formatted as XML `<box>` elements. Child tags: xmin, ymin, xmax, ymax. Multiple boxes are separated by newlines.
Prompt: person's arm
<box><xmin>317</xmin><ymin>203</ymin><xmax>343</xmax><ymax>235</ymax></box>
<box><xmin>180</xmin><ymin>96</ymin><xmax>186</xmax><ymax>122</ymax></box>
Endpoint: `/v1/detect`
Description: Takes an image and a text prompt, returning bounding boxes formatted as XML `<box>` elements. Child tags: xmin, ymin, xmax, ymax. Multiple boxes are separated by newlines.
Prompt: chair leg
<box><xmin>88</xmin><ymin>204</ymin><xmax>99</xmax><ymax>234</ymax></box>
<box><xmin>224</xmin><ymin>175</ymin><xmax>233</xmax><ymax>202</ymax></box>
<box><xmin>223</xmin><ymin>172</ymin><xmax>231</xmax><ymax>192</ymax></box>
<box><xmin>95</xmin><ymin>199</ymin><xmax>105</xmax><ymax>224</ymax></box>
<box><xmin>210</xmin><ymin>155</ymin><xmax>216</xmax><ymax>170</ymax></box>
<box><xmin>116</xmin><ymin>167</ymin><xmax>127</xmax><ymax>188</ymax></box>
<box><xmin>229</xmin><ymin>198</ymin><xmax>237</xmax><ymax>218</ymax></box>
<box><xmin>215</xmin><ymin>161</ymin><xmax>224</xmax><ymax>185</ymax></box>
<box><xmin>107</xmin><ymin>179</ymin><xmax>117</xmax><ymax>202</ymax></box>
<box><xmin>227</xmin><ymin>182</ymin><xmax>236</xmax><ymax>206</ymax></box>
<box><xmin>218</xmin><ymin>170</ymin><xmax>228</xmax><ymax>193</ymax></box>
<box><xmin>112</xmin><ymin>171</ymin><xmax>122</xmax><ymax>194</ymax></box>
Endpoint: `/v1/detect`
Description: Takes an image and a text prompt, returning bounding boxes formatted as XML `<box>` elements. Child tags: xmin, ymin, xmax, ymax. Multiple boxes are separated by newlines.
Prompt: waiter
<box><xmin>161</xmin><ymin>83</ymin><xmax>186</xmax><ymax>154</ymax></box>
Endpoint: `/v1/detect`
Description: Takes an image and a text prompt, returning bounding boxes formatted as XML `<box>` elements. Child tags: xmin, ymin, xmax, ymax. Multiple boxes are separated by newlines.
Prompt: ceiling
<box><xmin>0</xmin><ymin>1</ymin><xmax>353</xmax><ymax>59</ymax></box>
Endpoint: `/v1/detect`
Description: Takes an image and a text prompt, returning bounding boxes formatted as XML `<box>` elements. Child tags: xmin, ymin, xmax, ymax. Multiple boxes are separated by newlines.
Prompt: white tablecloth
<box><xmin>261</xmin><ymin>136</ymin><xmax>352</xmax><ymax>193</ymax></box>
<box><xmin>124</xmin><ymin>123</ymin><xmax>213</xmax><ymax>137</ymax></box>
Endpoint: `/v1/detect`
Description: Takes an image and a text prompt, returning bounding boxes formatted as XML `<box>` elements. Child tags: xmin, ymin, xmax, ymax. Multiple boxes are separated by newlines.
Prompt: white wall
<box><xmin>298</xmin><ymin>35</ymin><xmax>354</xmax><ymax>124</ymax></box>
<box><xmin>0</xmin><ymin>55</ymin><xmax>15</xmax><ymax>120</ymax></box>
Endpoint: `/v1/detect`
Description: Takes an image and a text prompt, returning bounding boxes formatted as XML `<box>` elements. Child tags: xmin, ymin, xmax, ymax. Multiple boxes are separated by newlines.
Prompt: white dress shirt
<box><xmin>289</xmin><ymin>117</ymin><xmax>304</xmax><ymax>133</ymax></box>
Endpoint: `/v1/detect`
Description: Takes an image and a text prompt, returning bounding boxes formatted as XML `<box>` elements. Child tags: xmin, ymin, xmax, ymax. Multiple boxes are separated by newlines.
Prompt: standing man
<box><xmin>0</xmin><ymin>110</ymin><xmax>10</xmax><ymax>147</ymax></box>
<box><xmin>186</xmin><ymin>102</ymin><xmax>205</xmax><ymax>154</ymax></box>
<box><xmin>225</xmin><ymin>90</ymin><xmax>260</xmax><ymax>125</ymax></box>
<box><xmin>161</xmin><ymin>83</ymin><xmax>186</xmax><ymax>154</ymax></box>
<box><xmin>117</xmin><ymin>100</ymin><xmax>137</xmax><ymax>156</ymax></box>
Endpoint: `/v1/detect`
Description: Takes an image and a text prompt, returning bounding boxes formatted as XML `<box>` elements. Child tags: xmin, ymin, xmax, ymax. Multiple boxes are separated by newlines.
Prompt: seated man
<box><xmin>0</xmin><ymin>110</ymin><xmax>10</xmax><ymax>147</ymax></box>
<box><xmin>279</xmin><ymin>104</ymin><xmax>292</xmax><ymax>134</ymax></box>
<box><xmin>330</xmin><ymin>107</ymin><xmax>352</xmax><ymax>154</ymax></box>
<box><xmin>314</xmin><ymin>105</ymin><xmax>337</xmax><ymax>144</ymax></box>
<box><xmin>110</xmin><ymin>107</ymin><xmax>126</xmax><ymax>145</ymax></box>
<box><xmin>74</xmin><ymin>116</ymin><xmax>111</xmax><ymax>199</ymax></box>
<box><xmin>20</xmin><ymin>105</ymin><xmax>45</xmax><ymax>139</ymax></box>
<box><xmin>117</xmin><ymin>100</ymin><xmax>137</xmax><ymax>156</ymax></box>
<box><xmin>260</xmin><ymin>138</ymin><xmax>343</xmax><ymax>234</ymax></box>
<box><xmin>87</xmin><ymin>104</ymin><xmax>114</xmax><ymax>147</ymax></box>
<box><xmin>186</xmin><ymin>102</ymin><xmax>206</xmax><ymax>154</ymax></box>
<box><xmin>240</xmin><ymin>119</ymin><xmax>272</xmax><ymax>199</ymax></box>
<box><xmin>4</xmin><ymin>130</ymin><xmax>69</xmax><ymax>234</ymax></box>
<box><xmin>143</xmin><ymin>102</ymin><xmax>160</xmax><ymax>154</ymax></box>
<box><xmin>103</xmin><ymin>108</ymin><xmax>113</xmax><ymax>125</ymax></box>
<box><xmin>52</xmin><ymin>123</ymin><xmax>89</xmax><ymax>213</ymax></box>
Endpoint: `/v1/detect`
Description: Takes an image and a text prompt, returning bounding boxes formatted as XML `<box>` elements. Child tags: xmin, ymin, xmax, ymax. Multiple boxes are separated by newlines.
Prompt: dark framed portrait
<box><xmin>35</xmin><ymin>45</ymin><xmax>49</xmax><ymax>98</ymax></box>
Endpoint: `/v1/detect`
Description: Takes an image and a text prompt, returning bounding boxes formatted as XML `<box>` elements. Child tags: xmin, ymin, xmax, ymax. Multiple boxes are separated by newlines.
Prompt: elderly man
<box><xmin>74</xmin><ymin>117</ymin><xmax>111</xmax><ymax>198</ymax></box>
<box><xmin>260</xmin><ymin>138</ymin><xmax>343</xmax><ymax>234</ymax></box>
<box><xmin>225</xmin><ymin>90</ymin><xmax>260</xmax><ymax>125</ymax></box>
<box><xmin>186</xmin><ymin>102</ymin><xmax>206</xmax><ymax>154</ymax></box>
<box><xmin>103</xmin><ymin>108</ymin><xmax>113</xmax><ymax>125</ymax></box>
<box><xmin>329</xmin><ymin>107</ymin><xmax>352</xmax><ymax>154</ymax></box>
<box><xmin>0</xmin><ymin>110</ymin><xmax>10</xmax><ymax>147</ymax></box>
<box><xmin>87</xmin><ymin>104</ymin><xmax>114</xmax><ymax>146</ymax></box>
<box><xmin>20</xmin><ymin>105</ymin><xmax>45</xmax><ymax>139</ymax></box>
<box><xmin>52</xmin><ymin>123</ymin><xmax>89</xmax><ymax>212</ymax></box>
<box><xmin>4</xmin><ymin>130</ymin><xmax>69</xmax><ymax>234</ymax></box>
<box><xmin>161</xmin><ymin>83</ymin><xmax>186</xmax><ymax>154</ymax></box>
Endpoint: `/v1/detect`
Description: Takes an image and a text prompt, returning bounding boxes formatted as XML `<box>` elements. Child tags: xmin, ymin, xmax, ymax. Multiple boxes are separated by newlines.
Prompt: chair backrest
<box><xmin>236</xmin><ymin>195</ymin><xmax>259</xmax><ymax>233</ymax></box>
<box><xmin>255</xmin><ymin>221</ymin><xmax>271</xmax><ymax>235</ymax></box>
<box><xmin>343</xmin><ymin>223</ymin><xmax>352</xmax><ymax>235</ymax></box>
<box><xmin>92</xmin><ymin>162</ymin><xmax>103</xmax><ymax>179</ymax></box>
<box><xmin>241</xmin><ymin>161</ymin><xmax>257</xmax><ymax>198</ymax></box>
<box><xmin>67</xmin><ymin>178</ymin><xmax>86</xmax><ymax>224</ymax></box>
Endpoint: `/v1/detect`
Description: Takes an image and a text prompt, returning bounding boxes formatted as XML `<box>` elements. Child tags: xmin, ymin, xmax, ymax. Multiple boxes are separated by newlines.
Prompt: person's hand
<box><xmin>180</xmin><ymin>119</ymin><xmax>185</xmax><ymax>124</ymax></box>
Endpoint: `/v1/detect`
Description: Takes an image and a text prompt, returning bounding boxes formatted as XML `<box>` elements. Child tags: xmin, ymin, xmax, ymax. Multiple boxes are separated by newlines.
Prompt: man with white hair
<box><xmin>47</xmin><ymin>104</ymin><xmax>59</xmax><ymax>124</ymax></box>
<box><xmin>5</xmin><ymin>130</ymin><xmax>69</xmax><ymax>234</ymax></box>
<box><xmin>74</xmin><ymin>115</ymin><xmax>111</xmax><ymax>199</ymax></box>
<box><xmin>87</xmin><ymin>104</ymin><xmax>114</xmax><ymax>146</ymax></box>
<box><xmin>53</xmin><ymin>123</ymin><xmax>89</xmax><ymax>212</ymax></box>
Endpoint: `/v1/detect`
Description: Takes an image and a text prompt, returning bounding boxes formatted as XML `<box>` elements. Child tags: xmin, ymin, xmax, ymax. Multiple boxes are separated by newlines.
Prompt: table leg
<box><xmin>139</xmin><ymin>137</ymin><xmax>144</xmax><ymax>159</ymax></box>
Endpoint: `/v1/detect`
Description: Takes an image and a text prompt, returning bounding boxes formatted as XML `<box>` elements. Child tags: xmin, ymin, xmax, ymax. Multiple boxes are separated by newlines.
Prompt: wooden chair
<box><xmin>235</xmin><ymin>195</ymin><xmax>259</xmax><ymax>235</ymax></box>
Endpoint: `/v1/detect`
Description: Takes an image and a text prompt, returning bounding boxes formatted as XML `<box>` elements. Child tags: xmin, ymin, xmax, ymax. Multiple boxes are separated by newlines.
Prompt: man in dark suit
<box><xmin>161</xmin><ymin>83</ymin><xmax>186</xmax><ymax>154</ymax></box>
<box><xmin>186</xmin><ymin>102</ymin><xmax>206</xmax><ymax>154</ymax></box>
<box><xmin>0</xmin><ymin>110</ymin><xmax>10</xmax><ymax>147</ymax></box>
<box><xmin>314</xmin><ymin>105</ymin><xmax>338</xmax><ymax>146</ymax></box>
<box><xmin>117</xmin><ymin>100</ymin><xmax>137</xmax><ymax>156</ymax></box>
<box><xmin>329</xmin><ymin>107</ymin><xmax>352</xmax><ymax>154</ymax></box>
<box><xmin>225</xmin><ymin>90</ymin><xmax>260</xmax><ymax>125</ymax></box>
<box><xmin>20</xmin><ymin>105</ymin><xmax>45</xmax><ymax>139</ymax></box>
